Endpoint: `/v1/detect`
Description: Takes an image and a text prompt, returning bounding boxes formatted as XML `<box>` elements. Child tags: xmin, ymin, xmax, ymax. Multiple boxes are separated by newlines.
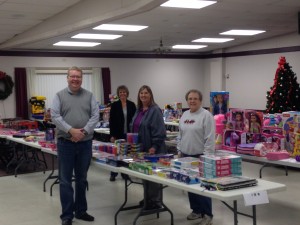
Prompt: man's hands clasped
<box><xmin>69</xmin><ymin>128</ymin><xmax>86</xmax><ymax>142</ymax></box>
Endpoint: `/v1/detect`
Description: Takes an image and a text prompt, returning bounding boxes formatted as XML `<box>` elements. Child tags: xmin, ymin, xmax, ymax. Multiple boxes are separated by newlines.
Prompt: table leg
<box><xmin>43</xmin><ymin>154</ymin><xmax>56</xmax><ymax>192</ymax></box>
<box><xmin>114</xmin><ymin>177</ymin><xmax>141</xmax><ymax>225</ymax></box>
<box><xmin>132</xmin><ymin>182</ymin><xmax>173</xmax><ymax>225</ymax></box>
<box><xmin>50</xmin><ymin>177</ymin><xmax>59</xmax><ymax>196</ymax></box>
<box><xmin>260</xmin><ymin>163</ymin><xmax>289</xmax><ymax>178</ymax></box>
<box><xmin>252</xmin><ymin>205</ymin><xmax>257</xmax><ymax>225</ymax></box>
<box><xmin>233</xmin><ymin>200</ymin><xmax>238</xmax><ymax>225</ymax></box>
<box><xmin>14</xmin><ymin>145</ymin><xmax>27</xmax><ymax>177</ymax></box>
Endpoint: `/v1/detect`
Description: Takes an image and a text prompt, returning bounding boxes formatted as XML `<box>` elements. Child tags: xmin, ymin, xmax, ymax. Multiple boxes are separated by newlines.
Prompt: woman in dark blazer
<box><xmin>109</xmin><ymin>85</ymin><xmax>136</xmax><ymax>181</ymax></box>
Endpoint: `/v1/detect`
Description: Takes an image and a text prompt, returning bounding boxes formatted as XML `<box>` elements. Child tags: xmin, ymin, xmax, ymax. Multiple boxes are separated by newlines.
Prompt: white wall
<box><xmin>1</xmin><ymin>32</ymin><xmax>300</xmax><ymax>119</ymax></box>
<box><xmin>0</xmin><ymin>56</ymin><xmax>204</xmax><ymax>118</ymax></box>
<box><xmin>224</xmin><ymin>33</ymin><xmax>300</xmax><ymax>110</ymax></box>
<box><xmin>110</xmin><ymin>58</ymin><xmax>204</xmax><ymax>108</ymax></box>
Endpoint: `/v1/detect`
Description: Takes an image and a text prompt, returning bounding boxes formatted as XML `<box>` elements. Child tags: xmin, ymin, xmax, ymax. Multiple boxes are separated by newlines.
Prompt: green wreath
<box><xmin>0</xmin><ymin>71</ymin><xmax>14</xmax><ymax>100</ymax></box>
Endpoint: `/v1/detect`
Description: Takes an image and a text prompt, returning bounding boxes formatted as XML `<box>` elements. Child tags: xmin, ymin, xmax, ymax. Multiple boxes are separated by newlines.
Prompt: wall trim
<box><xmin>1</xmin><ymin>45</ymin><xmax>300</xmax><ymax>59</ymax></box>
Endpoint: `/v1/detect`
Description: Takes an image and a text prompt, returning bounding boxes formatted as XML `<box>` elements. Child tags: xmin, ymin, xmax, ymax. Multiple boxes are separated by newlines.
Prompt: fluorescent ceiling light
<box><xmin>53</xmin><ymin>41</ymin><xmax>100</xmax><ymax>47</ymax></box>
<box><xmin>172</xmin><ymin>45</ymin><xmax>207</xmax><ymax>49</ymax></box>
<box><xmin>72</xmin><ymin>33</ymin><xmax>123</xmax><ymax>40</ymax></box>
<box><xmin>93</xmin><ymin>24</ymin><xmax>148</xmax><ymax>31</ymax></box>
<box><xmin>220</xmin><ymin>30</ymin><xmax>266</xmax><ymax>36</ymax></box>
<box><xmin>161</xmin><ymin>0</ymin><xmax>216</xmax><ymax>9</ymax></box>
<box><xmin>192</xmin><ymin>38</ymin><xmax>234</xmax><ymax>43</ymax></box>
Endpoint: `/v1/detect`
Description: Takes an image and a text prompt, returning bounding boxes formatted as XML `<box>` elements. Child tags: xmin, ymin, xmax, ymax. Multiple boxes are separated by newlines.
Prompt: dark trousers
<box><xmin>57</xmin><ymin>138</ymin><xmax>92</xmax><ymax>220</ymax></box>
<box><xmin>182</xmin><ymin>152</ymin><xmax>213</xmax><ymax>217</ymax></box>
<box><xmin>143</xmin><ymin>180</ymin><xmax>162</xmax><ymax>206</ymax></box>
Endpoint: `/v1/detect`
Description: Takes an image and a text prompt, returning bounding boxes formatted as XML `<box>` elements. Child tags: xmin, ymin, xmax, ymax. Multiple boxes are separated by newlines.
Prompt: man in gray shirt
<box><xmin>51</xmin><ymin>66</ymin><xmax>99</xmax><ymax>225</ymax></box>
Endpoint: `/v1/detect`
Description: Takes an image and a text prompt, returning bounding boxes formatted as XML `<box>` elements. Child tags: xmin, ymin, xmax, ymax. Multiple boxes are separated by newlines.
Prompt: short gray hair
<box><xmin>185</xmin><ymin>89</ymin><xmax>203</xmax><ymax>101</ymax></box>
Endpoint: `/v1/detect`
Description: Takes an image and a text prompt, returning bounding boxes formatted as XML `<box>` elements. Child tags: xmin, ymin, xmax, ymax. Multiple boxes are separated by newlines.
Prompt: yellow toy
<box><xmin>29</xmin><ymin>96</ymin><xmax>46</xmax><ymax>114</ymax></box>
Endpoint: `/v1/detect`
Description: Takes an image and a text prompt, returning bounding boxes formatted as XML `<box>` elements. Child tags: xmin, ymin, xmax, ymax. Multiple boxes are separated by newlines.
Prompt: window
<box><xmin>26</xmin><ymin>68</ymin><xmax>103</xmax><ymax>109</ymax></box>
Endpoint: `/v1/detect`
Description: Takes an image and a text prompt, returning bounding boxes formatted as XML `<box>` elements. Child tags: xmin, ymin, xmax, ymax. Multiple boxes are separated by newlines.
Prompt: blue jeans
<box><xmin>182</xmin><ymin>153</ymin><xmax>213</xmax><ymax>217</ymax></box>
<box><xmin>57</xmin><ymin>138</ymin><xmax>92</xmax><ymax>220</ymax></box>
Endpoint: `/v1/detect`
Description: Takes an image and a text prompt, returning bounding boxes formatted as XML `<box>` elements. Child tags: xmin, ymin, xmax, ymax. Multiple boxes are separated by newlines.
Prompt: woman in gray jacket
<box><xmin>131</xmin><ymin>85</ymin><xmax>166</xmax><ymax>210</ymax></box>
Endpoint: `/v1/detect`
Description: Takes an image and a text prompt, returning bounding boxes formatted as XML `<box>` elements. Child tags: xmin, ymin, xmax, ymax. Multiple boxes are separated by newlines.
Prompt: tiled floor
<box><xmin>0</xmin><ymin>160</ymin><xmax>299</xmax><ymax>225</ymax></box>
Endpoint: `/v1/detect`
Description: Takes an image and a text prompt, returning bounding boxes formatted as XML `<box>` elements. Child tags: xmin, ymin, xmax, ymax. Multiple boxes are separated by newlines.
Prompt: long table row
<box><xmin>93</xmin><ymin>161</ymin><xmax>286</xmax><ymax>225</ymax></box>
<box><xmin>0</xmin><ymin>134</ymin><xmax>287</xmax><ymax>225</ymax></box>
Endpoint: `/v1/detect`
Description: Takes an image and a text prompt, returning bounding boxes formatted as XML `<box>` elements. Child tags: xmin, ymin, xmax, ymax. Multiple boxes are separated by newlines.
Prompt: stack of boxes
<box><xmin>199</xmin><ymin>154</ymin><xmax>242</xmax><ymax>178</ymax></box>
<box><xmin>169</xmin><ymin>157</ymin><xmax>200</xmax><ymax>184</ymax></box>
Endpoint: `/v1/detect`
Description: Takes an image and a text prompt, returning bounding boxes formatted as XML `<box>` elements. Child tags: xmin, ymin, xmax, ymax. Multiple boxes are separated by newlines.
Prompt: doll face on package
<box><xmin>245</xmin><ymin>111</ymin><xmax>263</xmax><ymax>134</ymax></box>
<box><xmin>233</xmin><ymin>111</ymin><xmax>245</xmax><ymax>131</ymax></box>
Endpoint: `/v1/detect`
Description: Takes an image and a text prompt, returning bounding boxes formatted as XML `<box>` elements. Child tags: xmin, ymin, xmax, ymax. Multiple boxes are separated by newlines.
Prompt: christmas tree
<box><xmin>266</xmin><ymin>56</ymin><xmax>300</xmax><ymax>113</ymax></box>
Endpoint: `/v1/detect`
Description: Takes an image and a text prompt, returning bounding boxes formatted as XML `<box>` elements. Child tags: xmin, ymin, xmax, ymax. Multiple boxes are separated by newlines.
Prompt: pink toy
<box><xmin>266</xmin><ymin>151</ymin><xmax>290</xmax><ymax>160</ymax></box>
<box><xmin>214</xmin><ymin>114</ymin><xmax>226</xmax><ymax>134</ymax></box>
<box><xmin>223</xmin><ymin>130</ymin><xmax>242</xmax><ymax>152</ymax></box>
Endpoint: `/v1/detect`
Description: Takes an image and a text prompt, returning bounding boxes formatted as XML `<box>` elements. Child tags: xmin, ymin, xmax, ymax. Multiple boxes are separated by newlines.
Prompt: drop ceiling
<box><xmin>0</xmin><ymin>0</ymin><xmax>299</xmax><ymax>55</ymax></box>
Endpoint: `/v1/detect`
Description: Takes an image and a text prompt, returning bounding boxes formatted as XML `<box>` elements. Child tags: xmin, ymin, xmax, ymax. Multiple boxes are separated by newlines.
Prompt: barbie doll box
<box><xmin>210</xmin><ymin>91</ymin><xmax>229</xmax><ymax>116</ymax></box>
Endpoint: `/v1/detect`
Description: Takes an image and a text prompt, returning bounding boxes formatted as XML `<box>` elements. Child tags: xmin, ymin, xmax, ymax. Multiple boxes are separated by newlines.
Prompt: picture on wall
<box><xmin>210</xmin><ymin>91</ymin><xmax>229</xmax><ymax>116</ymax></box>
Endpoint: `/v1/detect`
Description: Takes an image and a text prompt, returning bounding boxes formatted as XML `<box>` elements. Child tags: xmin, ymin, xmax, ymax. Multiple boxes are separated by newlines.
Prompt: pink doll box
<box><xmin>244</xmin><ymin>110</ymin><xmax>264</xmax><ymax>134</ymax></box>
<box><xmin>230</xmin><ymin>109</ymin><xmax>245</xmax><ymax>131</ymax></box>
<box><xmin>222</xmin><ymin>130</ymin><xmax>244</xmax><ymax>152</ymax></box>
<box><xmin>266</xmin><ymin>151</ymin><xmax>290</xmax><ymax>160</ymax></box>
<box><xmin>245</xmin><ymin>133</ymin><xmax>261</xmax><ymax>144</ymax></box>
<box><xmin>261</xmin><ymin>133</ymin><xmax>273</xmax><ymax>143</ymax></box>
<box><xmin>272</xmin><ymin>134</ymin><xmax>285</xmax><ymax>150</ymax></box>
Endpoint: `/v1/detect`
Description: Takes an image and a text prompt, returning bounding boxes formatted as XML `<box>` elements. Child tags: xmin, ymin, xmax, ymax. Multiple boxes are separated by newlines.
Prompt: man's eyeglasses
<box><xmin>69</xmin><ymin>75</ymin><xmax>82</xmax><ymax>79</ymax></box>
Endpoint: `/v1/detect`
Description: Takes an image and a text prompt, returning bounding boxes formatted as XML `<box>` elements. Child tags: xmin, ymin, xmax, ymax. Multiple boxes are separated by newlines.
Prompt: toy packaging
<box><xmin>266</xmin><ymin>151</ymin><xmax>290</xmax><ymax>161</ymax></box>
<box><xmin>214</xmin><ymin>114</ymin><xmax>226</xmax><ymax>150</ymax></box>
<box><xmin>282</xmin><ymin>111</ymin><xmax>300</xmax><ymax>153</ymax></box>
<box><xmin>263</xmin><ymin>113</ymin><xmax>283</xmax><ymax>128</ymax></box>
<box><xmin>293</xmin><ymin>133</ymin><xmax>300</xmax><ymax>157</ymax></box>
<box><xmin>210</xmin><ymin>91</ymin><xmax>229</xmax><ymax>116</ymax></box>
<box><xmin>244</xmin><ymin>110</ymin><xmax>264</xmax><ymax>134</ymax></box>
<box><xmin>222</xmin><ymin>130</ymin><xmax>245</xmax><ymax>152</ymax></box>
<box><xmin>29</xmin><ymin>96</ymin><xmax>46</xmax><ymax>119</ymax></box>
<box><xmin>201</xmin><ymin>176</ymin><xmax>257</xmax><ymax>191</ymax></box>
<box><xmin>170</xmin><ymin>157</ymin><xmax>199</xmax><ymax>169</ymax></box>
<box><xmin>230</xmin><ymin>109</ymin><xmax>246</xmax><ymax>131</ymax></box>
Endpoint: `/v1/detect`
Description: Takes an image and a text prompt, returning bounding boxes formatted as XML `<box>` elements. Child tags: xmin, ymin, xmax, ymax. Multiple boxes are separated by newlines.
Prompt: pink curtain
<box><xmin>15</xmin><ymin>68</ymin><xmax>29</xmax><ymax>119</ymax></box>
<box><xmin>101</xmin><ymin>67</ymin><xmax>111</xmax><ymax>104</ymax></box>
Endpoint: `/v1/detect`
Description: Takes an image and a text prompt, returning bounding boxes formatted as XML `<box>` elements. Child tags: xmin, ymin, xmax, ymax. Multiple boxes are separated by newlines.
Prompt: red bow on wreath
<box><xmin>0</xmin><ymin>71</ymin><xmax>6</xmax><ymax>79</ymax></box>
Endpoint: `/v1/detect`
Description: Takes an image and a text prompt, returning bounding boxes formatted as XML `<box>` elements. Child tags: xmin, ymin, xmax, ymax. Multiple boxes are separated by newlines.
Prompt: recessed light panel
<box><xmin>93</xmin><ymin>24</ymin><xmax>148</xmax><ymax>31</ymax></box>
<box><xmin>220</xmin><ymin>30</ymin><xmax>266</xmax><ymax>36</ymax></box>
<box><xmin>192</xmin><ymin>38</ymin><xmax>234</xmax><ymax>43</ymax></box>
<box><xmin>172</xmin><ymin>45</ymin><xmax>207</xmax><ymax>49</ymax></box>
<box><xmin>53</xmin><ymin>41</ymin><xmax>100</xmax><ymax>47</ymax></box>
<box><xmin>161</xmin><ymin>0</ymin><xmax>216</xmax><ymax>9</ymax></box>
<box><xmin>72</xmin><ymin>33</ymin><xmax>123</xmax><ymax>40</ymax></box>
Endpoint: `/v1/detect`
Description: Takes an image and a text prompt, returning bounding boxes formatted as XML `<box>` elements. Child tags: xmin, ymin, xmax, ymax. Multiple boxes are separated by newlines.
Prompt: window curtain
<box><xmin>15</xmin><ymin>68</ymin><xmax>29</xmax><ymax>119</ymax></box>
<box><xmin>26</xmin><ymin>68</ymin><xmax>103</xmax><ymax>109</ymax></box>
<box><xmin>92</xmin><ymin>67</ymin><xmax>104</xmax><ymax>104</ymax></box>
<box><xmin>101</xmin><ymin>67</ymin><xmax>111</xmax><ymax>104</ymax></box>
